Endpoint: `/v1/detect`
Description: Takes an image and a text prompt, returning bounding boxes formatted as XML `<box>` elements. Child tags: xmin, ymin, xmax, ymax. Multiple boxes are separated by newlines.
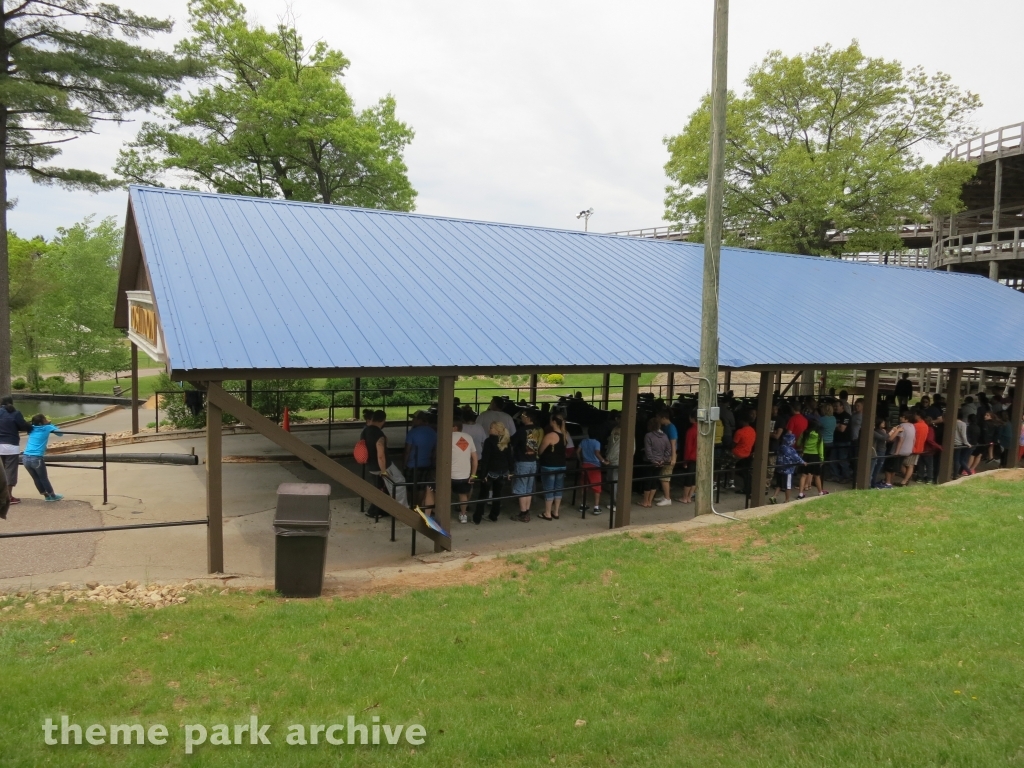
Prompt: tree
<box><xmin>45</xmin><ymin>217</ymin><xmax>127</xmax><ymax>393</ymax></box>
<box><xmin>8</xmin><ymin>231</ymin><xmax>49</xmax><ymax>389</ymax></box>
<box><xmin>663</xmin><ymin>42</ymin><xmax>980</xmax><ymax>256</ymax></box>
<box><xmin>0</xmin><ymin>0</ymin><xmax>190</xmax><ymax>394</ymax></box>
<box><xmin>116</xmin><ymin>0</ymin><xmax>417</xmax><ymax>211</ymax></box>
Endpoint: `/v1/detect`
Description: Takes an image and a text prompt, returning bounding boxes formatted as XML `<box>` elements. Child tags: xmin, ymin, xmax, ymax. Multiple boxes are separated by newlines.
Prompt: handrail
<box><xmin>930</xmin><ymin>226</ymin><xmax>1024</xmax><ymax>267</ymax></box>
<box><xmin>948</xmin><ymin>121</ymin><xmax>1024</xmax><ymax>162</ymax></box>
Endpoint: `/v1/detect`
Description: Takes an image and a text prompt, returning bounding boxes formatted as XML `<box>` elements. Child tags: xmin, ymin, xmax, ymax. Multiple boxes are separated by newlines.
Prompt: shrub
<box><xmin>11</xmin><ymin>378</ymin><xmax>26</xmax><ymax>390</ymax></box>
<box><xmin>41</xmin><ymin>376</ymin><xmax>74</xmax><ymax>395</ymax></box>
<box><xmin>542</xmin><ymin>373</ymin><xmax>564</xmax><ymax>385</ymax></box>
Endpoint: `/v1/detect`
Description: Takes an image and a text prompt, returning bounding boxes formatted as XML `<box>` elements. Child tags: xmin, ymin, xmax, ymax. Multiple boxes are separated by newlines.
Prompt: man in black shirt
<box><xmin>895</xmin><ymin>373</ymin><xmax>913</xmax><ymax>410</ymax></box>
<box><xmin>360</xmin><ymin>410</ymin><xmax>389</xmax><ymax>517</ymax></box>
<box><xmin>832</xmin><ymin>401</ymin><xmax>852</xmax><ymax>482</ymax></box>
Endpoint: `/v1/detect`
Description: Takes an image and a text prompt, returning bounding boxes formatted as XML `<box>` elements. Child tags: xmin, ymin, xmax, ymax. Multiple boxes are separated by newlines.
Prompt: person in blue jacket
<box><xmin>22</xmin><ymin>414</ymin><xmax>63</xmax><ymax>502</ymax></box>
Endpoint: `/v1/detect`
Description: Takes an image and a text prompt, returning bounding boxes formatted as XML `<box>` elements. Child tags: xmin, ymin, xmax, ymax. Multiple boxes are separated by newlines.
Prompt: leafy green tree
<box><xmin>8</xmin><ymin>231</ymin><xmax>50</xmax><ymax>390</ymax></box>
<box><xmin>664</xmin><ymin>42</ymin><xmax>980</xmax><ymax>256</ymax></box>
<box><xmin>45</xmin><ymin>217</ymin><xmax>128</xmax><ymax>393</ymax></box>
<box><xmin>117</xmin><ymin>0</ymin><xmax>416</xmax><ymax>210</ymax></box>
<box><xmin>0</xmin><ymin>1</ymin><xmax>192</xmax><ymax>394</ymax></box>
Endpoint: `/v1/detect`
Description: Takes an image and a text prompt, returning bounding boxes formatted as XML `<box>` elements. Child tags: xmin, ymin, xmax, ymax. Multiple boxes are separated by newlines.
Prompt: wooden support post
<box><xmin>206</xmin><ymin>391</ymin><xmax>224</xmax><ymax>573</ymax></box>
<box><xmin>666</xmin><ymin>369</ymin><xmax>675</xmax><ymax>402</ymax></box>
<box><xmin>989</xmin><ymin>260</ymin><xmax>999</xmax><ymax>282</ymax></box>
<box><xmin>614</xmin><ymin>372</ymin><xmax>639</xmax><ymax>527</ymax></box>
<box><xmin>775</xmin><ymin>370</ymin><xmax>783</xmax><ymax>394</ymax></box>
<box><xmin>855</xmin><ymin>369</ymin><xmax>880</xmax><ymax>489</ymax></box>
<box><xmin>245</xmin><ymin>380</ymin><xmax>252</xmax><ymax>407</ymax></box>
<box><xmin>937</xmin><ymin>368</ymin><xmax>963</xmax><ymax>484</ymax></box>
<box><xmin>723</xmin><ymin>369</ymin><xmax>731</xmax><ymax>393</ymax></box>
<box><xmin>750</xmin><ymin>370</ymin><xmax>773</xmax><ymax>507</ymax></box>
<box><xmin>130</xmin><ymin>342</ymin><xmax>139</xmax><ymax>435</ymax></box>
<box><xmin>434</xmin><ymin>376</ymin><xmax>456</xmax><ymax>552</ymax></box>
<box><xmin>353</xmin><ymin>378</ymin><xmax>361</xmax><ymax>420</ymax></box>
<box><xmin>1009</xmin><ymin>366</ymin><xmax>1024</xmax><ymax>469</ymax></box>
<box><xmin>601</xmin><ymin>372</ymin><xmax>611</xmax><ymax>409</ymax></box>
<box><xmin>529</xmin><ymin>373</ymin><xmax>538</xmax><ymax>404</ymax></box>
<box><xmin>204</xmin><ymin>383</ymin><xmax>450</xmax><ymax>548</ymax></box>
<box><xmin>799</xmin><ymin>368</ymin><xmax>815</xmax><ymax>396</ymax></box>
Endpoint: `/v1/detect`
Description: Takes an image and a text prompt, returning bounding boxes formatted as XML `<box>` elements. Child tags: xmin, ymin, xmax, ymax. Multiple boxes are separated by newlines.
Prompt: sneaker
<box><xmin>882</xmin><ymin>483</ymin><xmax>893</xmax><ymax>489</ymax></box>
<box><xmin>9</xmin><ymin>496</ymin><xmax>20</xmax><ymax>504</ymax></box>
<box><xmin>656</xmin><ymin>497</ymin><xmax>672</xmax><ymax>507</ymax></box>
<box><xmin>591</xmin><ymin>506</ymin><xmax>602</xmax><ymax>515</ymax></box>
<box><xmin>458</xmin><ymin>513</ymin><xmax>468</xmax><ymax>524</ymax></box>
<box><xmin>819</xmin><ymin>490</ymin><xmax>830</xmax><ymax>496</ymax></box>
<box><xmin>797</xmin><ymin>493</ymin><xmax>806</xmax><ymax>500</ymax></box>
<box><xmin>45</xmin><ymin>494</ymin><xmax>64</xmax><ymax>502</ymax></box>
<box><xmin>514</xmin><ymin>512</ymin><xmax>530</xmax><ymax>523</ymax></box>
<box><xmin>768</xmin><ymin>497</ymin><xmax>777</xmax><ymax>505</ymax></box>
<box><xmin>652</xmin><ymin>495</ymin><xmax>665</xmax><ymax>503</ymax></box>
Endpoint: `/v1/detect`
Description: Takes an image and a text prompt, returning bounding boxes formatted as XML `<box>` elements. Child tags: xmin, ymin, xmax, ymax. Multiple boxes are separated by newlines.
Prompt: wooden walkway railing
<box><xmin>948</xmin><ymin>121</ymin><xmax>1024</xmax><ymax>161</ymax></box>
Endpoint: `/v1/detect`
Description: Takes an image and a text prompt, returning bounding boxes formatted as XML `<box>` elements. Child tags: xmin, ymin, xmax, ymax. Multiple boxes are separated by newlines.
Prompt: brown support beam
<box><xmin>529</xmin><ymin>374</ymin><xmax>538</xmax><ymax>404</ymax></box>
<box><xmin>434</xmin><ymin>376</ymin><xmax>456</xmax><ymax>552</ymax></box>
<box><xmin>1008</xmin><ymin>366</ymin><xmax>1024</xmax><ymax>469</ymax></box>
<box><xmin>130</xmin><ymin>342</ymin><xmax>139</xmax><ymax>435</ymax></box>
<box><xmin>204</xmin><ymin>383</ymin><xmax>450</xmax><ymax>549</ymax></box>
<box><xmin>614</xmin><ymin>372</ymin><xmax>639</xmax><ymax>527</ymax></box>
<box><xmin>937</xmin><ymin>368</ymin><xmax>963</xmax><ymax>484</ymax></box>
<box><xmin>245</xmin><ymin>380</ymin><xmax>252</xmax><ymax>408</ymax></box>
<box><xmin>206</xmin><ymin>393</ymin><xmax>224</xmax><ymax>573</ymax></box>
<box><xmin>855</xmin><ymin>369</ymin><xmax>880</xmax><ymax>489</ymax></box>
<box><xmin>723</xmin><ymin>369</ymin><xmax>731</xmax><ymax>393</ymax></box>
<box><xmin>601</xmin><ymin>372</ymin><xmax>611</xmax><ymax>409</ymax></box>
<box><xmin>666</xmin><ymin>369</ymin><xmax>675</xmax><ymax>402</ymax></box>
<box><xmin>749</xmin><ymin>370</ymin><xmax>773</xmax><ymax>507</ymax></box>
<box><xmin>353</xmin><ymin>377</ymin><xmax>361</xmax><ymax>420</ymax></box>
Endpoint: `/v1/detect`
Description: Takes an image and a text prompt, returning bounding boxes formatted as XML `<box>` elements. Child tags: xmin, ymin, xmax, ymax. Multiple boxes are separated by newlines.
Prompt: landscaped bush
<box><xmin>542</xmin><ymin>373</ymin><xmax>564</xmax><ymax>385</ymax></box>
<box><xmin>11</xmin><ymin>378</ymin><xmax>26</xmax><ymax>390</ymax></box>
<box><xmin>40</xmin><ymin>376</ymin><xmax>74</xmax><ymax>394</ymax></box>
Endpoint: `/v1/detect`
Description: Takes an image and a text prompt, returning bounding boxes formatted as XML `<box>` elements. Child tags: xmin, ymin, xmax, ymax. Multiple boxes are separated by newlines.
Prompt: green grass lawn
<box><xmin>3</xmin><ymin>476</ymin><xmax>1023</xmax><ymax>765</ymax></box>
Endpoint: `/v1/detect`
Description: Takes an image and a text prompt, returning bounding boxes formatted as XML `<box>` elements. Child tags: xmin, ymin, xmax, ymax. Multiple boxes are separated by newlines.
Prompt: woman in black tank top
<box><xmin>538</xmin><ymin>416</ymin><xmax>569</xmax><ymax>520</ymax></box>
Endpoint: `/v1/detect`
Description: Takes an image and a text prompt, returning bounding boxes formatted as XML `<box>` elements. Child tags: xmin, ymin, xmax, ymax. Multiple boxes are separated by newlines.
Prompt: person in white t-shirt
<box><xmin>451</xmin><ymin>418</ymin><xmax>478</xmax><ymax>524</ymax></box>
<box><xmin>477</xmin><ymin>397</ymin><xmax>517</xmax><ymax>439</ymax></box>
<box><xmin>460</xmin><ymin>407</ymin><xmax>487</xmax><ymax>461</ymax></box>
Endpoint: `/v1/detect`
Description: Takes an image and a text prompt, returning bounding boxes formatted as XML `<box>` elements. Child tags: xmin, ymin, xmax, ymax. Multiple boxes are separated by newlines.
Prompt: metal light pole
<box><xmin>577</xmin><ymin>207</ymin><xmax>594</xmax><ymax>231</ymax></box>
<box><xmin>696</xmin><ymin>0</ymin><xmax>729</xmax><ymax>517</ymax></box>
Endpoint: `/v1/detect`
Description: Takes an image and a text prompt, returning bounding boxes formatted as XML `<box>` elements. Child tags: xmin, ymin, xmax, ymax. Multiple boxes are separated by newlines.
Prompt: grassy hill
<box><xmin>2</xmin><ymin>476</ymin><xmax>1023</xmax><ymax>766</ymax></box>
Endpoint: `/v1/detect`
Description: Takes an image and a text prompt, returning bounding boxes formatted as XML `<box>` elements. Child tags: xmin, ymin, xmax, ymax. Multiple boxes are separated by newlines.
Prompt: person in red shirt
<box><xmin>679</xmin><ymin>412</ymin><xmax>698</xmax><ymax>504</ymax></box>
<box><xmin>731</xmin><ymin>417</ymin><xmax>756</xmax><ymax>496</ymax></box>
<box><xmin>786</xmin><ymin>410</ymin><xmax>808</xmax><ymax>442</ymax></box>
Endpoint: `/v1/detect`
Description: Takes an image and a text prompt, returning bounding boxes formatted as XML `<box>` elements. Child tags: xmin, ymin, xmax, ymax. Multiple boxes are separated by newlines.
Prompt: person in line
<box><xmin>655</xmin><ymin>409</ymin><xmax>678</xmax><ymax>502</ymax></box>
<box><xmin>885</xmin><ymin>412</ymin><xmax>916</xmax><ymax>487</ymax></box>
<box><xmin>797</xmin><ymin>420</ymin><xmax>828</xmax><ymax>498</ymax></box>
<box><xmin>895</xmin><ymin>373</ymin><xmax>913</xmax><ymax>410</ymax></box>
<box><xmin>917</xmin><ymin>414</ymin><xmax>942</xmax><ymax>484</ymax></box>
<box><xmin>577</xmin><ymin>429</ymin><xmax>608</xmax><ymax>515</ymax></box>
<box><xmin>538</xmin><ymin>414</ymin><xmax>570</xmax><ymax>520</ymax></box>
<box><xmin>817</xmin><ymin>403</ymin><xmax>837</xmax><ymax>480</ymax></box>
<box><xmin>604</xmin><ymin>423</ymin><xmax>621</xmax><ymax>516</ymax></box>
<box><xmin>0</xmin><ymin>396</ymin><xmax>32</xmax><ymax>506</ymax></box>
<box><xmin>510</xmin><ymin>410</ymin><xmax>543</xmax><ymax>523</ymax></box>
<box><xmin>642</xmin><ymin>417</ymin><xmax>673</xmax><ymax>508</ymax></box>
<box><xmin>360</xmin><ymin>410</ymin><xmax>389</xmax><ymax>518</ymax></box>
<box><xmin>832</xmin><ymin>399</ymin><xmax>852</xmax><ymax>482</ymax></box>
<box><xmin>477</xmin><ymin>396</ymin><xmax>517</xmax><ymax>438</ymax></box>
<box><xmin>730</xmin><ymin>416</ymin><xmax>756</xmax><ymax>497</ymax></box>
<box><xmin>460</xmin><ymin>407</ymin><xmax>487</xmax><ymax>462</ymax></box>
<box><xmin>678</xmin><ymin>412</ymin><xmax>698</xmax><ymax>504</ymax></box>
<box><xmin>909</xmin><ymin>412</ymin><xmax>928</xmax><ymax>483</ymax></box>
<box><xmin>769</xmin><ymin>432</ymin><xmax>804</xmax><ymax>504</ymax></box>
<box><xmin>871</xmin><ymin>417</ymin><xmax>890</xmax><ymax>488</ymax></box>
<box><xmin>450</xmin><ymin>417</ymin><xmax>477</xmax><ymax>524</ymax></box>
<box><xmin>849</xmin><ymin>399</ymin><xmax>864</xmax><ymax>479</ymax></box>
<box><xmin>472</xmin><ymin>421</ymin><xmax>516</xmax><ymax>524</ymax></box>
<box><xmin>22</xmin><ymin>414</ymin><xmax>64</xmax><ymax>502</ymax></box>
<box><xmin>403</xmin><ymin>411</ymin><xmax>436</xmax><ymax>509</ymax></box>
<box><xmin>955</xmin><ymin>412</ymin><xmax>974</xmax><ymax>476</ymax></box>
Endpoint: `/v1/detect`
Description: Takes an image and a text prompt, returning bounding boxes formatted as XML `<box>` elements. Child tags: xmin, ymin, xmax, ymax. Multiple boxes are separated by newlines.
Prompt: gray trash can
<box><xmin>274</xmin><ymin>483</ymin><xmax>331</xmax><ymax>597</ymax></box>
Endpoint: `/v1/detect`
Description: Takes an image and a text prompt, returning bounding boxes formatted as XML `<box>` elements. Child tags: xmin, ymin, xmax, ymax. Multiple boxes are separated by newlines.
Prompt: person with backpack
<box><xmin>769</xmin><ymin>432</ymin><xmax>805</xmax><ymax>504</ymax></box>
<box><xmin>21</xmin><ymin>414</ymin><xmax>64</xmax><ymax>502</ymax></box>
<box><xmin>357</xmin><ymin>410</ymin><xmax>389</xmax><ymax>518</ymax></box>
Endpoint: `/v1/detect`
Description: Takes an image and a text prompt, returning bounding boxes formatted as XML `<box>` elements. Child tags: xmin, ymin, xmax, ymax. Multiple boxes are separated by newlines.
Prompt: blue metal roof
<box><xmin>123</xmin><ymin>185</ymin><xmax>1024</xmax><ymax>375</ymax></box>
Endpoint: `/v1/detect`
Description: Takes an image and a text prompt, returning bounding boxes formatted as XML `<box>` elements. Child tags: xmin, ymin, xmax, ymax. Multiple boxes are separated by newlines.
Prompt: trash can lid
<box><xmin>275</xmin><ymin>483</ymin><xmax>332</xmax><ymax>527</ymax></box>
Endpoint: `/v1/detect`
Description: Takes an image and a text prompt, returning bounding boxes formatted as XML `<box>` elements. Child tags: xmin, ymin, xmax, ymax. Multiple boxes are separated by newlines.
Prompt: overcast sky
<box><xmin>9</xmin><ymin>0</ymin><xmax>1022</xmax><ymax>240</ymax></box>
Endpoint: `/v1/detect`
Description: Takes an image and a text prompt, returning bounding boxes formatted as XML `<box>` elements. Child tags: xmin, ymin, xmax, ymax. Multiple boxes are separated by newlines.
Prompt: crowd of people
<box><xmin>356</xmin><ymin>380</ymin><xmax>1024</xmax><ymax>528</ymax></box>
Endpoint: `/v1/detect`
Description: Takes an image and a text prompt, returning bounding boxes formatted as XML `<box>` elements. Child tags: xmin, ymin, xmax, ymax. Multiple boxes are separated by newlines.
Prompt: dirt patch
<box><xmin>324</xmin><ymin>557</ymin><xmax>526</xmax><ymax>599</ymax></box>
<box><xmin>685</xmin><ymin>523</ymin><xmax>765</xmax><ymax>551</ymax></box>
<box><xmin>991</xmin><ymin>469</ymin><xmax>1024</xmax><ymax>482</ymax></box>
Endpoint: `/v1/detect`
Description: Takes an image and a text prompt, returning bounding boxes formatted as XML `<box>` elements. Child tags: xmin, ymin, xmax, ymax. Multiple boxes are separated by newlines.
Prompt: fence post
<box><xmin>101</xmin><ymin>432</ymin><xmax>108</xmax><ymax>505</ymax></box>
<box><xmin>353</xmin><ymin>378</ymin><xmax>361</xmax><ymax>420</ymax></box>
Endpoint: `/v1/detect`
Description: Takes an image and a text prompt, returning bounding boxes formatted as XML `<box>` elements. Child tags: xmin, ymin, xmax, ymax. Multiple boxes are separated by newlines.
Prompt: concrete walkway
<box><xmin>0</xmin><ymin>420</ymin><xmax>850</xmax><ymax>590</ymax></box>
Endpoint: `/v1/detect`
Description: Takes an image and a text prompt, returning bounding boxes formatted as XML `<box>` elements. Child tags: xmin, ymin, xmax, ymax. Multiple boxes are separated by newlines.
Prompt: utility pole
<box><xmin>695</xmin><ymin>0</ymin><xmax>729</xmax><ymax>517</ymax></box>
<box><xmin>577</xmin><ymin>208</ymin><xmax>594</xmax><ymax>232</ymax></box>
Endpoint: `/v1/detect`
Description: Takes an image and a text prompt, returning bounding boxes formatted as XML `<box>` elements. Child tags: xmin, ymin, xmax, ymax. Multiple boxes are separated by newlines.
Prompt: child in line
<box><xmin>769</xmin><ymin>432</ymin><xmax>805</xmax><ymax>504</ymax></box>
<box><xmin>577</xmin><ymin>431</ymin><xmax>609</xmax><ymax>515</ymax></box>
<box><xmin>22</xmin><ymin>414</ymin><xmax>63</xmax><ymax>502</ymax></box>
<box><xmin>797</xmin><ymin>421</ymin><xmax>828</xmax><ymax>499</ymax></box>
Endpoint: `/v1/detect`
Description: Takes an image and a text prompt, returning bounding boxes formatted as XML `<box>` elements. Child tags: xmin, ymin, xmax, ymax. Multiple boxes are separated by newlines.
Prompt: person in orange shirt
<box><xmin>910</xmin><ymin>412</ymin><xmax>928</xmax><ymax>484</ymax></box>
<box><xmin>731</xmin><ymin>417</ymin><xmax>756</xmax><ymax>496</ymax></box>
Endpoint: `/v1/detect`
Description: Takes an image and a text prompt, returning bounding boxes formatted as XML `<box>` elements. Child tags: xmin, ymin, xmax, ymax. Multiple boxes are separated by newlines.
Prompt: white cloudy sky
<box><xmin>9</xmin><ymin>0</ymin><xmax>1022</xmax><ymax>239</ymax></box>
